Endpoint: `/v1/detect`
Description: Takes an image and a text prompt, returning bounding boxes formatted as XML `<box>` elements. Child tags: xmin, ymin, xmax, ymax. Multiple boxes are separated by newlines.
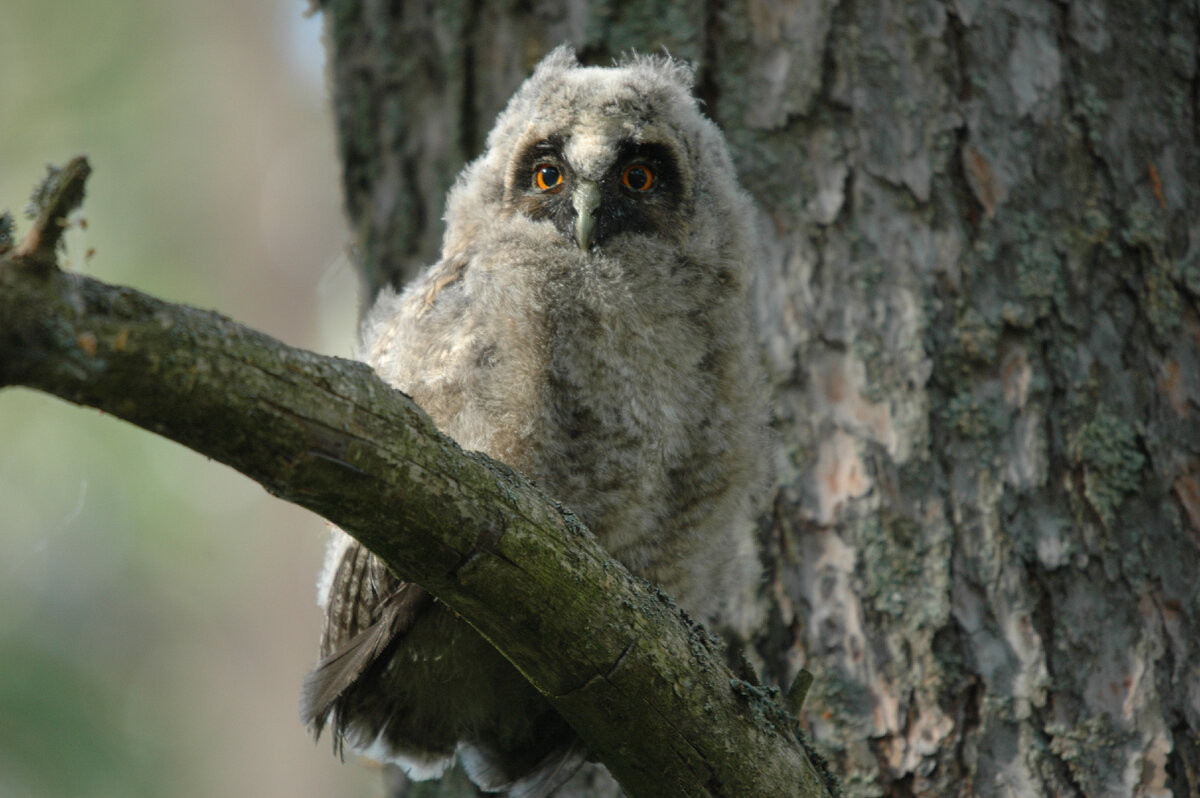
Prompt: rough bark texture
<box><xmin>320</xmin><ymin>0</ymin><xmax>1200</xmax><ymax>796</ymax></box>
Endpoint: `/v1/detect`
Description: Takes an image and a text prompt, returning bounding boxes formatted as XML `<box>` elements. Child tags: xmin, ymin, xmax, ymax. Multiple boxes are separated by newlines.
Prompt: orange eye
<box><xmin>622</xmin><ymin>164</ymin><xmax>655</xmax><ymax>192</ymax></box>
<box><xmin>534</xmin><ymin>164</ymin><xmax>563</xmax><ymax>192</ymax></box>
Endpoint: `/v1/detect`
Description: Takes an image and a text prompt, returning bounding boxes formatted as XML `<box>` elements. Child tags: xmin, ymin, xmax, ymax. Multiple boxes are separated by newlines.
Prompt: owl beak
<box><xmin>573</xmin><ymin>179</ymin><xmax>602</xmax><ymax>250</ymax></box>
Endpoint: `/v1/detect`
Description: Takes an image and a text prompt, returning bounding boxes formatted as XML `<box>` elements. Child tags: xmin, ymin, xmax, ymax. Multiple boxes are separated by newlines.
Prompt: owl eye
<box><xmin>621</xmin><ymin>164</ymin><xmax>655</xmax><ymax>192</ymax></box>
<box><xmin>534</xmin><ymin>164</ymin><xmax>564</xmax><ymax>192</ymax></box>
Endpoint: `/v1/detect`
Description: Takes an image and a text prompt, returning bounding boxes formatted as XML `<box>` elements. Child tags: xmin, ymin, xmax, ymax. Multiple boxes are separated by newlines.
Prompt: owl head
<box><xmin>442</xmin><ymin>46</ymin><xmax>754</xmax><ymax>278</ymax></box>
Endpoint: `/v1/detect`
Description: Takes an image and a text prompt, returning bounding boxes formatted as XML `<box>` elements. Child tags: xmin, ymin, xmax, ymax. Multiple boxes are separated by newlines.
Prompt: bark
<box><xmin>0</xmin><ymin>167</ymin><xmax>834</xmax><ymax>798</ymax></box>
<box><xmin>746</xmin><ymin>3</ymin><xmax>1200</xmax><ymax>796</ymax></box>
<box><xmin>318</xmin><ymin>0</ymin><xmax>1200</xmax><ymax>796</ymax></box>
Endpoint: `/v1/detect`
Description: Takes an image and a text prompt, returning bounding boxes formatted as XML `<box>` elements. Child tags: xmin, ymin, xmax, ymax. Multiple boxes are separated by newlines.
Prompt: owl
<box><xmin>301</xmin><ymin>46</ymin><xmax>768</xmax><ymax>797</ymax></box>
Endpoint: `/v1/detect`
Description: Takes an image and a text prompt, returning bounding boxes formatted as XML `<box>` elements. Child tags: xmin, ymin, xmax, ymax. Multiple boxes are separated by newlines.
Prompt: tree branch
<box><xmin>13</xmin><ymin>156</ymin><xmax>91</xmax><ymax>267</ymax></box>
<box><xmin>0</xmin><ymin>182</ymin><xmax>835</xmax><ymax>797</ymax></box>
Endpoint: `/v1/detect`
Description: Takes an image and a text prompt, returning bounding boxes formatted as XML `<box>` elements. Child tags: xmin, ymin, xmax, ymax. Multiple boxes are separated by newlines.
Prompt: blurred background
<box><xmin>1</xmin><ymin>1</ymin><xmax>381</xmax><ymax>795</ymax></box>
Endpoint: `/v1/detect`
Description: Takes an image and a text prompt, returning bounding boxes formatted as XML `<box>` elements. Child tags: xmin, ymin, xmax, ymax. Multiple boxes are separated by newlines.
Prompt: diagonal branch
<box><xmin>0</xmin><ymin>205</ymin><xmax>835</xmax><ymax>797</ymax></box>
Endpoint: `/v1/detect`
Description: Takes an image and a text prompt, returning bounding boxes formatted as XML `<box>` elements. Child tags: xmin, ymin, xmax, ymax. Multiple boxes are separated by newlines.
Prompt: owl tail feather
<box><xmin>299</xmin><ymin>583</ymin><xmax>431</xmax><ymax>747</ymax></box>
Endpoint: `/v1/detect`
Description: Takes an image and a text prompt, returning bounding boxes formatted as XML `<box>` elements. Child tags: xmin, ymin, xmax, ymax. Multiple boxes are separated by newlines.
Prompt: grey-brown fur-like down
<box><xmin>303</xmin><ymin>45</ymin><xmax>769</xmax><ymax>797</ymax></box>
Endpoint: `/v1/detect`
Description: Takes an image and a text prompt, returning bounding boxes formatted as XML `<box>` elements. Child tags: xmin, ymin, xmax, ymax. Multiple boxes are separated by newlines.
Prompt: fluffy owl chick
<box><xmin>302</xmin><ymin>46</ymin><xmax>768</xmax><ymax>796</ymax></box>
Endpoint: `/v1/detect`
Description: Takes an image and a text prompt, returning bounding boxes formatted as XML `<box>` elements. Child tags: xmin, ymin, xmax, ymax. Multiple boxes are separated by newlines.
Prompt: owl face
<box><xmin>505</xmin><ymin>131</ymin><xmax>686</xmax><ymax>251</ymax></box>
<box><xmin>485</xmin><ymin>55</ymin><xmax>711</xmax><ymax>254</ymax></box>
<box><xmin>444</xmin><ymin>47</ymin><xmax>752</xmax><ymax>284</ymax></box>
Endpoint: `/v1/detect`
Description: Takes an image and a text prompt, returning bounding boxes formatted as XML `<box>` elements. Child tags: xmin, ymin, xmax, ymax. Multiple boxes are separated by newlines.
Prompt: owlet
<box><xmin>302</xmin><ymin>46</ymin><xmax>768</xmax><ymax>797</ymax></box>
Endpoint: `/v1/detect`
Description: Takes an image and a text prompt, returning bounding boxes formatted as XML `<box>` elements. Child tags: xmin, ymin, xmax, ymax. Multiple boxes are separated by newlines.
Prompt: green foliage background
<box><xmin>1</xmin><ymin>1</ymin><xmax>375</xmax><ymax>795</ymax></box>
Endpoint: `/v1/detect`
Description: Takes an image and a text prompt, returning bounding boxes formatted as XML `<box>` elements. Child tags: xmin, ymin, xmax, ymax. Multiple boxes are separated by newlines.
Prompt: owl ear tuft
<box><xmin>616</xmin><ymin>50</ymin><xmax>696</xmax><ymax>91</ymax></box>
<box><xmin>532</xmin><ymin>44</ymin><xmax>580</xmax><ymax>76</ymax></box>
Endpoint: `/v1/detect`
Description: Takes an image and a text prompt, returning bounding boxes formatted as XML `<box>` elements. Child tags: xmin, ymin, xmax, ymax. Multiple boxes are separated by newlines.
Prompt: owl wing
<box><xmin>300</xmin><ymin>255</ymin><xmax>473</xmax><ymax>744</ymax></box>
<box><xmin>300</xmin><ymin>539</ymin><xmax>432</xmax><ymax>742</ymax></box>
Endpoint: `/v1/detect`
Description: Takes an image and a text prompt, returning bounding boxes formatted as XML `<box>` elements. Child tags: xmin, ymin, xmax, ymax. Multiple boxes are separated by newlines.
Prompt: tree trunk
<box><xmin>324</xmin><ymin>0</ymin><xmax>1200</xmax><ymax>796</ymax></box>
